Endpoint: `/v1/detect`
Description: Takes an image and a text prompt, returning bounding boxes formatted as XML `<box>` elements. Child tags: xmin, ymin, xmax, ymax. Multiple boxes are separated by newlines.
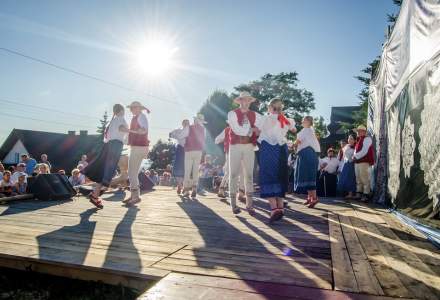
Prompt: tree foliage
<box><xmin>148</xmin><ymin>139</ymin><xmax>176</xmax><ymax>170</ymax></box>
<box><xmin>97</xmin><ymin>111</ymin><xmax>109</xmax><ymax>139</ymax></box>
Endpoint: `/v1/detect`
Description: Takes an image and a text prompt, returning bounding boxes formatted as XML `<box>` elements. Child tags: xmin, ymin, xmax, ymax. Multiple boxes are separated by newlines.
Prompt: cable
<box><xmin>0</xmin><ymin>47</ymin><xmax>179</xmax><ymax>105</ymax></box>
<box><xmin>2</xmin><ymin>112</ymin><xmax>97</xmax><ymax>129</ymax></box>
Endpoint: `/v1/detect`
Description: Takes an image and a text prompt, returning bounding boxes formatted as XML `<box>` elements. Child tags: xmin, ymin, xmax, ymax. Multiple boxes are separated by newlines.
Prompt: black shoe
<box><xmin>232</xmin><ymin>207</ymin><xmax>241</xmax><ymax>214</ymax></box>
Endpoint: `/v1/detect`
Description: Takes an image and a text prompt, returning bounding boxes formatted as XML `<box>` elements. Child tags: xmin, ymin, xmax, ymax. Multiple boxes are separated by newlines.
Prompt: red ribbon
<box><xmin>277</xmin><ymin>113</ymin><xmax>291</xmax><ymax>128</ymax></box>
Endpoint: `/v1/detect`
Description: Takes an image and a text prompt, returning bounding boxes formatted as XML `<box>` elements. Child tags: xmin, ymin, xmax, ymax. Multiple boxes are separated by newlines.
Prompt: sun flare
<box><xmin>133</xmin><ymin>40</ymin><xmax>178</xmax><ymax>77</ymax></box>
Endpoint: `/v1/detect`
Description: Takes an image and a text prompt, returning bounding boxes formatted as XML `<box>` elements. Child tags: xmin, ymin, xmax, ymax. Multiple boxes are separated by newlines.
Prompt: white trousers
<box><xmin>355</xmin><ymin>162</ymin><xmax>371</xmax><ymax>195</ymax></box>
<box><xmin>128</xmin><ymin>146</ymin><xmax>149</xmax><ymax>198</ymax></box>
<box><xmin>184</xmin><ymin>150</ymin><xmax>202</xmax><ymax>189</ymax></box>
<box><xmin>229</xmin><ymin>144</ymin><xmax>255</xmax><ymax>208</ymax></box>
<box><xmin>220</xmin><ymin>153</ymin><xmax>245</xmax><ymax>190</ymax></box>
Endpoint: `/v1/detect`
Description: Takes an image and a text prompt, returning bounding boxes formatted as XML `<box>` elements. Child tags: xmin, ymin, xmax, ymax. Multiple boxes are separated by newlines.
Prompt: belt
<box><xmin>236</xmin><ymin>136</ymin><xmax>252</xmax><ymax>144</ymax></box>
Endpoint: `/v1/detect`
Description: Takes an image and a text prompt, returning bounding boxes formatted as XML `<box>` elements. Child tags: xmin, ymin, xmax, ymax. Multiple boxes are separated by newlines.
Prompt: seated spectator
<box><xmin>0</xmin><ymin>162</ymin><xmax>4</xmax><ymax>180</ymax></box>
<box><xmin>21</xmin><ymin>154</ymin><xmax>37</xmax><ymax>176</ymax></box>
<box><xmin>37</xmin><ymin>163</ymin><xmax>51</xmax><ymax>175</ymax></box>
<box><xmin>317</xmin><ymin>148</ymin><xmax>339</xmax><ymax>197</ymax></box>
<box><xmin>69</xmin><ymin>168</ymin><xmax>86</xmax><ymax>187</ymax></box>
<box><xmin>58</xmin><ymin>169</ymin><xmax>68</xmax><ymax>181</ymax></box>
<box><xmin>0</xmin><ymin>171</ymin><xmax>16</xmax><ymax>197</ymax></box>
<box><xmin>78</xmin><ymin>154</ymin><xmax>89</xmax><ymax>168</ymax></box>
<box><xmin>11</xmin><ymin>163</ymin><xmax>27</xmax><ymax>184</ymax></box>
<box><xmin>161</xmin><ymin>171</ymin><xmax>171</xmax><ymax>186</ymax></box>
<box><xmin>39</xmin><ymin>154</ymin><xmax>52</xmax><ymax>170</ymax></box>
<box><xmin>199</xmin><ymin>155</ymin><xmax>214</xmax><ymax>192</ymax></box>
<box><xmin>14</xmin><ymin>173</ymin><xmax>27</xmax><ymax>194</ymax></box>
<box><xmin>150</xmin><ymin>171</ymin><xmax>160</xmax><ymax>185</ymax></box>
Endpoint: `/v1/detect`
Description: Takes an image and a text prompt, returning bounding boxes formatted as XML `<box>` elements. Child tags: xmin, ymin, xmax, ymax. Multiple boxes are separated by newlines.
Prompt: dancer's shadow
<box><xmin>103</xmin><ymin>206</ymin><xmax>142</xmax><ymax>273</ymax></box>
<box><xmin>36</xmin><ymin>208</ymin><xmax>98</xmax><ymax>265</ymax></box>
<box><xmin>0</xmin><ymin>199</ymin><xmax>72</xmax><ymax>217</ymax></box>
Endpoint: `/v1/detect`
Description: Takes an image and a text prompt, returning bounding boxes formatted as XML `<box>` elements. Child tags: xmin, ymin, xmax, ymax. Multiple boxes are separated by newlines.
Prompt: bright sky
<box><xmin>0</xmin><ymin>0</ymin><xmax>398</xmax><ymax>144</ymax></box>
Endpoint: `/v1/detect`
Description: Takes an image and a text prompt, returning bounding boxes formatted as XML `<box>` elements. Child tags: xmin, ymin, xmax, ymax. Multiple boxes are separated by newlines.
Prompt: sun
<box><xmin>133</xmin><ymin>40</ymin><xmax>178</xmax><ymax>77</ymax></box>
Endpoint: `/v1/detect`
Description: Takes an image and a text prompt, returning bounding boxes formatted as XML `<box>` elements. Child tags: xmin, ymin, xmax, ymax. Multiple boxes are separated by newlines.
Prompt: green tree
<box><xmin>97</xmin><ymin>111</ymin><xmax>109</xmax><ymax>139</ymax></box>
<box><xmin>233</xmin><ymin>72</ymin><xmax>315</xmax><ymax>125</ymax></box>
<box><xmin>199</xmin><ymin>90</ymin><xmax>233</xmax><ymax>157</ymax></box>
<box><xmin>148</xmin><ymin>139</ymin><xmax>176</xmax><ymax>170</ymax></box>
<box><xmin>313</xmin><ymin>116</ymin><xmax>329</xmax><ymax>139</ymax></box>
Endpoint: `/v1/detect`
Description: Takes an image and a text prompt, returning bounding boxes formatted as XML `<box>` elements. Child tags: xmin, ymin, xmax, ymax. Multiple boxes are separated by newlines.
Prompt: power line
<box><xmin>2</xmin><ymin>112</ymin><xmax>97</xmax><ymax>129</ymax></box>
<box><xmin>0</xmin><ymin>47</ymin><xmax>179</xmax><ymax>105</ymax></box>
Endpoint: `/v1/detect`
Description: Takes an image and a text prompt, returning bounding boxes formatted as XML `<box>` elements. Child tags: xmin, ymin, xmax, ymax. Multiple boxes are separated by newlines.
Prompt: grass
<box><xmin>0</xmin><ymin>267</ymin><xmax>139</xmax><ymax>300</ymax></box>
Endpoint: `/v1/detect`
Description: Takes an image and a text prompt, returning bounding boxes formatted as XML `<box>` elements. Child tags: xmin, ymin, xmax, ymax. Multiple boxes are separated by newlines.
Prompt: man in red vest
<box><xmin>124</xmin><ymin>101</ymin><xmax>150</xmax><ymax>206</ymax></box>
<box><xmin>353</xmin><ymin>125</ymin><xmax>374</xmax><ymax>202</ymax></box>
<box><xmin>227</xmin><ymin>91</ymin><xmax>261</xmax><ymax>215</ymax></box>
<box><xmin>183</xmin><ymin>113</ymin><xmax>206</xmax><ymax>198</ymax></box>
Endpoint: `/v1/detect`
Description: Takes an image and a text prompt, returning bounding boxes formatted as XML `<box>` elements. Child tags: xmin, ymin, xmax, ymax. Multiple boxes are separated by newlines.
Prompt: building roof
<box><xmin>0</xmin><ymin>129</ymin><xmax>101</xmax><ymax>172</ymax></box>
<box><xmin>321</xmin><ymin>106</ymin><xmax>360</xmax><ymax>149</ymax></box>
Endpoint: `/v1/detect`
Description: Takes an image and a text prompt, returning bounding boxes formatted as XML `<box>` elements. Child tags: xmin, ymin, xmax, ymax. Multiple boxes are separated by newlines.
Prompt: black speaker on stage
<box><xmin>139</xmin><ymin>172</ymin><xmax>154</xmax><ymax>191</ymax></box>
<box><xmin>29</xmin><ymin>174</ymin><xmax>77</xmax><ymax>201</ymax></box>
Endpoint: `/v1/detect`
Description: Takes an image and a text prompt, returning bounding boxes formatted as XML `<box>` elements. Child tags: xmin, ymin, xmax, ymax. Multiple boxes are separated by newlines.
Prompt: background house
<box><xmin>0</xmin><ymin>129</ymin><xmax>101</xmax><ymax>172</ymax></box>
<box><xmin>320</xmin><ymin>105</ymin><xmax>360</xmax><ymax>151</ymax></box>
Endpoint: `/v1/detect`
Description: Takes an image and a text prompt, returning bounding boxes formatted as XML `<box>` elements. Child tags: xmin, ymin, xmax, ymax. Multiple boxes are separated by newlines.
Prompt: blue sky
<box><xmin>0</xmin><ymin>0</ymin><xmax>399</xmax><ymax>144</ymax></box>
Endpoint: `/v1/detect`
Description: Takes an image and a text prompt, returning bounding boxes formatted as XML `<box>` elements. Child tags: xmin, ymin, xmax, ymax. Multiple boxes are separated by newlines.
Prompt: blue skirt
<box><xmin>338</xmin><ymin>161</ymin><xmax>357</xmax><ymax>193</ymax></box>
<box><xmin>259</xmin><ymin>141</ymin><xmax>289</xmax><ymax>198</ymax></box>
<box><xmin>172</xmin><ymin>144</ymin><xmax>185</xmax><ymax>178</ymax></box>
<box><xmin>294</xmin><ymin>147</ymin><xmax>319</xmax><ymax>192</ymax></box>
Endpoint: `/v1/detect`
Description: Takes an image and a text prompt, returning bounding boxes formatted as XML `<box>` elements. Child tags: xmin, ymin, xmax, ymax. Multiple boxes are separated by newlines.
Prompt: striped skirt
<box><xmin>294</xmin><ymin>146</ymin><xmax>319</xmax><ymax>192</ymax></box>
<box><xmin>259</xmin><ymin>141</ymin><xmax>289</xmax><ymax>198</ymax></box>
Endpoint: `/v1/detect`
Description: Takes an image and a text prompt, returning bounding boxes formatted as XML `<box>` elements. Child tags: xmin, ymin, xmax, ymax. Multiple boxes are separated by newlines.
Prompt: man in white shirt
<box><xmin>317</xmin><ymin>148</ymin><xmax>339</xmax><ymax>197</ymax></box>
<box><xmin>227</xmin><ymin>92</ymin><xmax>261</xmax><ymax>215</ymax></box>
<box><xmin>353</xmin><ymin>125</ymin><xmax>374</xmax><ymax>201</ymax></box>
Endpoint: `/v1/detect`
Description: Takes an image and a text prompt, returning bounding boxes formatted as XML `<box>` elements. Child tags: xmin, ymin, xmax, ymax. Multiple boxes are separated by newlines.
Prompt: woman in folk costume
<box><xmin>123</xmin><ymin>101</ymin><xmax>150</xmax><ymax>206</ymax></box>
<box><xmin>169</xmin><ymin>119</ymin><xmax>190</xmax><ymax>195</ymax></box>
<box><xmin>214</xmin><ymin>123</ymin><xmax>246</xmax><ymax>199</ymax></box>
<box><xmin>83</xmin><ymin>104</ymin><xmax>128</xmax><ymax>209</ymax></box>
<box><xmin>255</xmin><ymin>98</ymin><xmax>296</xmax><ymax>223</ymax></box>
<box><xmin>183</xmin><ymin>113</ymin><xmax>206</xmax><ymax>198</ymax></box>
<box><xmin>227</xmin><ymin>91</ymin><xmax>262</xmax><ymax>215</ymax></box>
<box><xmin>352</xmin><ymin>125</ymin><xmax>374</xmax><ymax>202</ymax></box>
<box><xmin>294</xmin><ymin>116</ymin><xmax>321</xmax><ymax>208</ymax></box>
<box><xmin>337</xmin><ymin>135</ymin><xmax>357</xmax><ymax>199</ymax></box>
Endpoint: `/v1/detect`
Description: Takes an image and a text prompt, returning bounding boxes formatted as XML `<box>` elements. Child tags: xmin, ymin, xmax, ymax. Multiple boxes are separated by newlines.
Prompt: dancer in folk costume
<box><xmin>123</xmin><ymin>101</ymin><xmax>150</xmax><ymax>206</ymax></box>
<box><xmin>353</xmin><ymin>125</ymin><xmax>374</xmax><ymax>202</ymax></box>
<box><xmin>169</xmin><ymin>119</ymin><xmax>190</xmax><ymax>195</ymax></box>
<box><xmin>338</xmin><ymin>135</ymin><xmax>357</xmax><ymax>199</ymax></box>
<box><xmin>255</xmin><ymin>98</ymin><xmax>296</xmax><ymax>223</ymax></box>
<box><xmin>294</xmin><ymin>116</ymin><xmax>321</xmax><ymax>208</ymax></box>
<box><xmin>183</xmin><ymin>114</ymin><xmax>206</xmax><ymax>198</ymax></box>
<box><xmin>214</xmin><ymin>124</ymin><xmax>245</xmax><ymax>199</ymax></box>
<box><xmin>83</xmin><ymin>104</ymin><xmax>128</xmax><ymax>209</ymax></box>
<box><xmin>227</xmin><ymin>91</ymin><xmax>261</xmax><ymax>215</ymax></box>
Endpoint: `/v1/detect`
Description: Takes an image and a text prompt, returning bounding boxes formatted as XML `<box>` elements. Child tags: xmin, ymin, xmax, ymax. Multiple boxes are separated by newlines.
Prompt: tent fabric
<box><xmin>369</xmin><ymin>0</ymin><xmax>440</xmax><ymax>229</ymax></box>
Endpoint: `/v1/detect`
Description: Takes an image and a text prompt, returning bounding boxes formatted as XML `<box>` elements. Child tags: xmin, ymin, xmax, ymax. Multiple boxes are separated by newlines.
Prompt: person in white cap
<box><xmin>227</xmin><ymin>91</ymin><xmax>262</xmax><ymax>215</ymax></box>
<box><xmin>182</xmin><ymin>113</ymin><xmax>206</xmax><ymax>198</ymax></box>
<box><xmin>352</xmin><ymin>125</ymin><xmax>374</xmax><ymax>202</ymax></box>
<box><xmin>124</xmin><ymin>101</ymin><xmax>150</xmax><ymax>206</ymax></box>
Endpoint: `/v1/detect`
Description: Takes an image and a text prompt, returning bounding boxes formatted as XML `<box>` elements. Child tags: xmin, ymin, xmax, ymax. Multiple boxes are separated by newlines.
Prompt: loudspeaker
<box><xmin>139</xmin><ymin>172</ymin><xmax>154</xmax><ymax>191</ymax></box>
<box><xmin>29</xmin><ymin>174</ymin><xmax>77</xmax><ymax>201</ymax></box>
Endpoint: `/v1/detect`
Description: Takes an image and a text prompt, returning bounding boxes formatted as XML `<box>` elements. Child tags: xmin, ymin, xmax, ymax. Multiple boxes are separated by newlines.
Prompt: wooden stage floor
<box><xmin>0</xmin><ymin>187</ymin><xmax>439</xmax><ymax>299</ymax></box>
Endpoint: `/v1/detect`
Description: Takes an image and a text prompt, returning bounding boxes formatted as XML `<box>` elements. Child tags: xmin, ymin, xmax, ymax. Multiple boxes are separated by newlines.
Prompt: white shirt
<box><xmin>78</xmin><ymin>160</ymin><xmax>88</xmax><ymax>168</ymax></box>
<box><xmin>11</xmin><ymin>172</ymin><xmax>27</xmax><ymax>184</ymax></box>
<box><xmin>136</xmin><ymin>113</ymin><xmax>149</xmax><ymax>130</ymax></box>
<box><xmin>104</xmin><ymin>115</ymin><xmax>128</xmax><ymax>143</ymax></box>
<box><xmin>214</xmin><ymin>129</ymin><xmax>226</xmax><ymax>144</ymax></box>
<box><xmin>255</xmin><ymin>114</ymin><xmax>296</xmax><ymax>145</ymax></box>
<box><xmin>320</xmin><ymin>157</ymin><xmax>340</xmax><ymax>174</ymax></box>
<box><xmin>227</xmin><ymin>110</ymin><xmax>262</xmax><ymax>137</ymax></box>
<box><xmin>296</xmin><ymin>127</ymin><xmax>320</xmax><ymax>153</ymax></box>
<box><xmin>354</xmin><ymin>136</ymin><xmax>372</xmax><ymax>160</ymax></box>
<box><xmin>170</xmin><ymin>126</ymin><xmax>190</xmax><ymax>146</ymax></box>
<box><xmin>339</xmin><ymin>145</ymin><xmax>355</xmax><ymax>171</ymax></box>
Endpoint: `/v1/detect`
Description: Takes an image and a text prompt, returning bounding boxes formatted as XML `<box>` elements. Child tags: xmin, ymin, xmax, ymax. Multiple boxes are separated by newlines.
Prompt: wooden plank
<box><xmin>328</xmin><ymin>213</ymin><xmax>359</xmax><ymax>293</ymax></box>
<box><xmin>338</xmin><ymin>214</ymin><xmax>384</xmax><ymax>295</ymax></box>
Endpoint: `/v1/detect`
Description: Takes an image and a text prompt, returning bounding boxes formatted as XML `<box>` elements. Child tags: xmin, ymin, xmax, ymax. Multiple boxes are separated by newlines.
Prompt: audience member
<box><xmin>21</xmin><ymin>154</ymin><xmax>37</xmax><ymax>175</ymax></box>
<box><xmin>78</xmin><ymin>154</ymin><xmax>89</xmax><ymax>168</ymax></box>
<box><xmin>39</xmin><ymin>154</ymin><xmax>52</xmax><ymax>170</ymax></box>
<box><xmin>11</xmin><ymin>163</ymin><xmax>27</xmax><ymax>184</ymax></box>
<box><xmin>0</xmin><ymin>162</ymin><xmax>4</xmax><ymax>180</ymax></box>
<box><xmin>14</xmin><ymin>173</ymin><xmax>27</xmax><ymax>194</ymax></box>
<box><xmin>69</xmin><ymin>168</ymin><xmax>85</xmax><ymax>187</ymax></box>
<box><xmin>199</xmin><ymin>155</ymin><xmax>214</xmax><ymax>192</ymax></box>
<box><xmin>0</xmin><ymin>171</ymin><xmax>16</xmax><ymax>197</ymax></box>
<box><xmin>58</xmin><ymin>169</ymin><xmax>68</xmax><ymax>181</ymax></box>
<box><xmin>37</xmin><ymin>163</ymin><xmax>51</xmax><ymax>175</ymax></box>
<box><xmin>317</xmin><ymin>148</ymin><xmax>339</xmax><ymax>197</ymax></box>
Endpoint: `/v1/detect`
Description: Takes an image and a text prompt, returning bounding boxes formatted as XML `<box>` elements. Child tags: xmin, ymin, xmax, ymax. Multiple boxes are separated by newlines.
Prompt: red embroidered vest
<box><xmin>185</xmin><ymin>124</ymin><xmax>205</xmax><ymax>152</ymax></box>
<box><xmin>355</xmin><ymin>136</ymin><xmax>374</xmax><ymax>165</ymax></box>
<box><xmin>229</xmin><ymin>109</ymin><xmax>257</xmax><ymax>145</ymax></box>
<box><xmin>128</xmin><ymin>114</ymin><xmax>149</xmax><ymax>147</ymax></box>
